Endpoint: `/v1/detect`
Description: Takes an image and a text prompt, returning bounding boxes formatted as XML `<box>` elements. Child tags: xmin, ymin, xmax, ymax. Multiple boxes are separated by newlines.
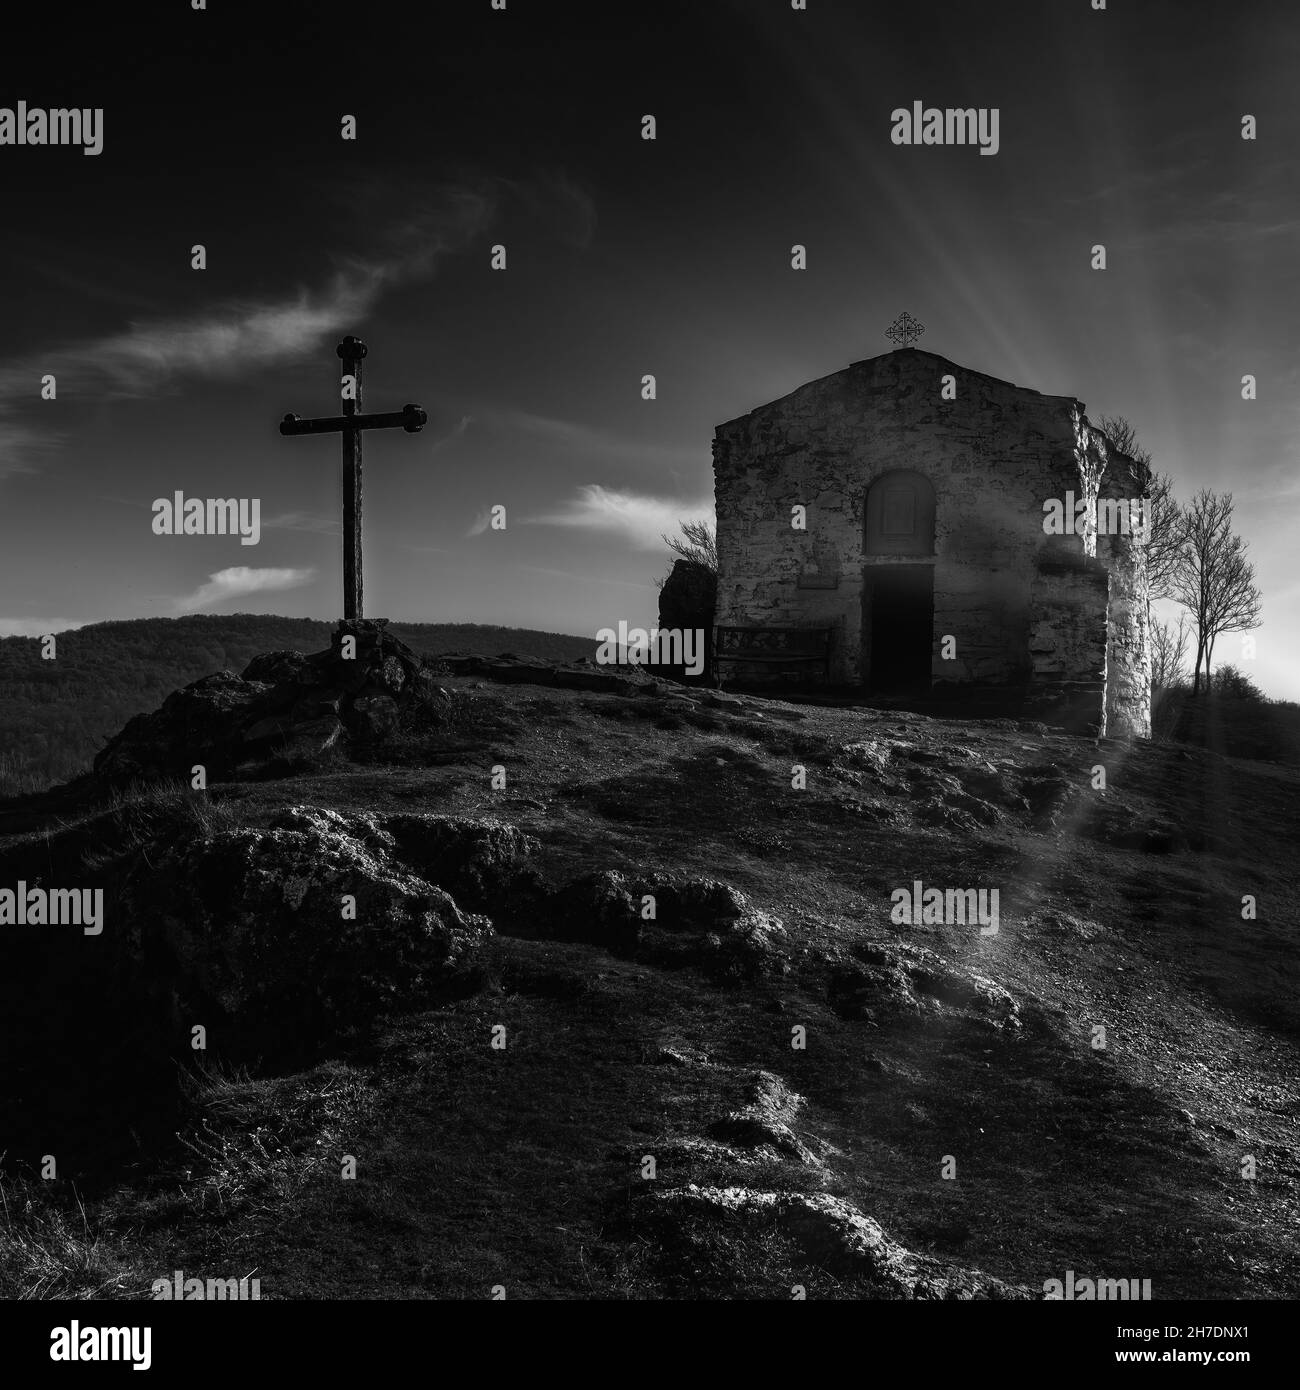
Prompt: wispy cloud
<box><xmin>260</xmin><ymin>510</ymin><xmax>340</xmax><ymax>535</ymax></box>
<box><xmin>0</xmin><ymin>174</ymin><xmax>599</xmax><ymax>480</ymax></box>
<box><xmin>0</xmin><ymin>416</ymin><xmax>62</xmax><ymax>480</ymax></box>
<box><xmin>173</xmin><ymin>566</ymin><xmax>316</xmax><ymax>614</ymax></box>
<box><xmin>0</xmin><ymin>617</ymin><xmax>87</xmax><ymax>638</ymax></box>
<box><xmin>1</xmin><ymin>274</ymin><xmax>357</xmax><ymax>409</ymax></box>
<box><xmin>466</xmin><ymin>507</ymin><xmax>494</xmax><ymax>537</ymax></box>
<box><xmin>0</xmin><ymin>182</ymin><xmax>501</xmax><ymax>473</ymax></box>
<box><xmin>431</xmin><ymin>414</ymin><xmax>474</xmax><ymax>456</ymax></box>
<box><xmin>522</xmin><ymin>485</ymin><xmax>714</xmax><ymax>551</ymax></box>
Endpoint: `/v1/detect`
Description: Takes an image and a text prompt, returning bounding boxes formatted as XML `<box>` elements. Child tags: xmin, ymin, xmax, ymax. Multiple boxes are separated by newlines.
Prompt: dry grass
<box><xmin>0</xmin><ymin>1177</ymin><xmax>147</xmax><ymax>1300</ymax></box>
<box><xmin>79</xmin><ymin>779</ymin><xmax>243</xmax><ymax>870</ymax></box>
<box><xmin>172</xmin><ymin>1059</ymin><xmax>380</xmax><ymax>1220</ymax></box>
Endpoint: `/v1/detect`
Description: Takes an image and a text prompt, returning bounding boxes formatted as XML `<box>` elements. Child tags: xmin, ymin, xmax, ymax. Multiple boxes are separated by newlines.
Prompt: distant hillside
<box><xmin>0</xmin><ymin>614</ymin><xmax>597</xmax><ymax>793</ymax></box>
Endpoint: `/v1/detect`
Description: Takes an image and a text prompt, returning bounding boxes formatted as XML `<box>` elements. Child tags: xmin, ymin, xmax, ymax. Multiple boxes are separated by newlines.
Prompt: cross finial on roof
<box><xmin>885</xmin><ymin>312</ymin><xmax>925</xmax><ymax>350</ymax></box>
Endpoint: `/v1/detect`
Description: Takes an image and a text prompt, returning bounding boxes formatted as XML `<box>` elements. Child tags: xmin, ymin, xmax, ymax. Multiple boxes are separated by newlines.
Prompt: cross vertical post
<box><xmin>338</xmin><ymin>335</ymin><xmax>366</xmax><ymax>622</ymax></box>
<box><xmin>279</xmin><ymin>337</ymin><xmax>427</xmax><ymax>626</ymax></box>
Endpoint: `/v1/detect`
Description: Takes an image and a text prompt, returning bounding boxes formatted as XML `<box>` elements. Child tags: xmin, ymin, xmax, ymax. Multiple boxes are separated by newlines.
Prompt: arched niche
<box><xmin>864</xmin><ymin>470</ymin><xmax>936</xmax><ymax>556</ymax></box>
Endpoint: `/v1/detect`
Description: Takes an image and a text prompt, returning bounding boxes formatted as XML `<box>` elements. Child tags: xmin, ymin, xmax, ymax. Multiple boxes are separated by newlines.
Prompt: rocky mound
<box><xmin>88</xmin><ymin>626</ymin><xmax>681</xmax><ymax>787</ymax></box>
<box><xmin>634</xmin><ymin>1185</ymin><xmax>1032</xmax><ymax>1298</ymax></box>
<box><xmin>542</xmin><ymin>870</ymin><xmax>788</xmax><ymax>981</ymax></box>
<box><xmin>622</xmin><ymin>1045</ymin><xmax>1031</xmax><ymax>1298</ymax></box>
<box><xmin>92</xmin><ymin>620</ymin><xmax>444</xmax><ymax>784</ymax></box>
<box><xmin>110</xmin><ymin>805</ymin><xmax>497</xmax><ymax>1061</ymax></box>
<box><xmin>1</xmin><ymin>788</ymin><xmax>798</xmax><ymax>1066</ymax></box>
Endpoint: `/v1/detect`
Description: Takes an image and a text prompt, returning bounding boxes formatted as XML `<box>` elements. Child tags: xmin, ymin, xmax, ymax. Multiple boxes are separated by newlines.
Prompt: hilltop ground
<box><xmin>1</xmin><ymin>657</ymin><xmax>1297</xmax><ymax>1300</ymax></box>
<box><xmin>0</xmin><ymin>616</ymin><xmax>599</xmax><ymax>794</ymax></box>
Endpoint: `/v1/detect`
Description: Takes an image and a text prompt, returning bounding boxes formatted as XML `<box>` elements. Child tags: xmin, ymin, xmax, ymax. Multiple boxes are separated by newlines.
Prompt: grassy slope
<box><xmin>2</xmin><ymin>679</ymin><xmax>1297</xmax><ymax>1299</ymax></box>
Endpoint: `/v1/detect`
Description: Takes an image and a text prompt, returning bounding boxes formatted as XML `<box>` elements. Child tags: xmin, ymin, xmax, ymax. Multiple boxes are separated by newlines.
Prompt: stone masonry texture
<box><xmin>712</xmin><ymin>349</ymin><xmax>1151</xmax><ymax>737</ymax></box>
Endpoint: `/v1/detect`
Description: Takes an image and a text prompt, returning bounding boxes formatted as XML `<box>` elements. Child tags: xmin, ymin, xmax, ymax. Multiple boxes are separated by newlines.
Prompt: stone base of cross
<box><xmin>331</xmin><ymin>616</ymin><xmax>390</xmax><ymax>651</ymax></box>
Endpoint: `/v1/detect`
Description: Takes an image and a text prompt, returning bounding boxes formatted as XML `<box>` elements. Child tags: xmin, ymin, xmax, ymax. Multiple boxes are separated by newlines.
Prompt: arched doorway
<box><xmin>863</xmin><ymin>471</ymin><xmax>935</xmax><ymax>692</ymax></box>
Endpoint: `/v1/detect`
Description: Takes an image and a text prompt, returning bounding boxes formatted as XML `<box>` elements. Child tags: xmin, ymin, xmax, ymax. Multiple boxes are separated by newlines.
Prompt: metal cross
<box><xmin>885</xmin><ymin>312</ymin><xmax>925</xmax><ymax>350</ymax></box>
<box><xmin>279</xmin><ymin>336</ymin><xmax>427</xmax><ymax>622</ymax></box>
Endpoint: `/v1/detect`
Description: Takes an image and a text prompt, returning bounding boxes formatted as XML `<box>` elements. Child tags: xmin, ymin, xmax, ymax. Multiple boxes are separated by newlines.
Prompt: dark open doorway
<box><xmin>864</xmin><ymin>564</ymin><xmax>934</xmax><ymax>692</ymax></box>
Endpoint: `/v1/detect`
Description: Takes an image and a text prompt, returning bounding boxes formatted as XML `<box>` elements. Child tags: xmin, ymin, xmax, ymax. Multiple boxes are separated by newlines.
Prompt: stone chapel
<box><xmin>711</xmin><ymin>347</ymin><xmax>1152</xmax><ymax>737</ymax></box>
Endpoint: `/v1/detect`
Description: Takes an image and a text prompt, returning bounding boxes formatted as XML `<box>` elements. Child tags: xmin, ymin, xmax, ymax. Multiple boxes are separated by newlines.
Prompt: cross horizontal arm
<box><xmin>279</xmin><ymin>404</ymin><xmax>427</xmax><ymax>437</ymax></box>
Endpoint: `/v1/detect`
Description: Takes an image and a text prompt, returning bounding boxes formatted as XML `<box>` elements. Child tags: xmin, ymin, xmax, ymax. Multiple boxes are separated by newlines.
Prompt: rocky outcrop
<box><xmin>636</xmin><ymin>1185</ymin><xmax>1032</xmax><ymax>1298</ymax></box>
<box><xmin>539</xmin><ymin>870</ymin><xmax>787</xmax><ymax>982</ymax></box>
<box><xmin>828</xmin><ymin>941</ymin><xmax>1020</xmax><ymax>1031</ymax></box>
<box><xmin>93</xmin><ymin>621</ymin><xmax>447</xmax><ymax>785</ymax></box>
<box><xmin>620</xmin><ymin>1039</ymin><xmax>1030</xmax><ymax>1297</ymax></box>
<box><xmin>634</xmin><ymin>1184</ymin><xmax>1034</xmax><ymax>1301</ymax></box>
<box><xmin>659</xmin><ymin>558</ymin><xmax>716</xmax><ymax>633</ymax></box>
<box><xmin>381</xmin><ymin>813</ymin><xmax>542</xmax><ymax>924</ymax></box>
<box><xmin>706</xmin><ymin>1070</ymin><xmax>821</xmax><ymax>1164</ymax></box>
<box><xmin>657</xmin><ymin>558</ymin><xmax>716</xmax><ymax>685</ymax></box>
<box><xmin>114</xmin><ymin>803</ymin><xmax>492</xmax><ymax>1060</ymax></box>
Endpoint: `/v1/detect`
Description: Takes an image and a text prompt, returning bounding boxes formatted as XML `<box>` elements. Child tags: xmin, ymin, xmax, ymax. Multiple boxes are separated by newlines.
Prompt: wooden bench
<box><xmin>713</xmin><ymin>626</ymin><xmax>833</xmax><ymax>687</ymax></box>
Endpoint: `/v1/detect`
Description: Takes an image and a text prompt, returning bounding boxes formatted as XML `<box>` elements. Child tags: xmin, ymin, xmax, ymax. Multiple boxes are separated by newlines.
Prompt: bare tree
<box><xmin>1096</xmin><ymin>413</ymin><xmax>1147</xmax><ymax>464</ymax></box>
<box><xmin>656</xmin><ymin>518</ymin><xmax>717</xmax><ymax>589</ymax></box>
<box><xmin>1150</xmin><ymin>613</ymin><xmax>1191</xmax><ymax>691</ymax></box>
<box><xmin>1097</xmin><ymin>414</ymin><xmax>1183</xmax><ymax>599</ymax></box>
<box><xmin>1202</xmin><ymin>542</ymin><xmax>1262</xmax><ymax>692</ymax></box>
<box><xmin>1171</xmin><ymin>489</ymin><xmax>1262</xmax><ymax>694</ymax></box>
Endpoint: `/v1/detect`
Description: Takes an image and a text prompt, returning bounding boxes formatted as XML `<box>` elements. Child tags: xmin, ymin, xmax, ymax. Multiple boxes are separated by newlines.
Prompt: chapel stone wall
<box><xmin>711</xmin><ymin>348</ymin><xmax>1151</xmax><ymax>735</ymax></box>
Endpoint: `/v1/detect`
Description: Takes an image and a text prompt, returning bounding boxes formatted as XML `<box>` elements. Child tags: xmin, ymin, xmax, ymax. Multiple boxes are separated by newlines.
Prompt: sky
<box><xmin>3</xmin><ymin>0</ymin><xmax>1298</xmax><ymax>696</ymax></box>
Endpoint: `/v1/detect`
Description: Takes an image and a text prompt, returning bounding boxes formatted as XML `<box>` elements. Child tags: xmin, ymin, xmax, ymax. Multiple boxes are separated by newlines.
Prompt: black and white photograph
<box><xmin>0</xmin><ymin>0</ymin><xmax>1295</xmax><ymax>1365</ymax></box>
